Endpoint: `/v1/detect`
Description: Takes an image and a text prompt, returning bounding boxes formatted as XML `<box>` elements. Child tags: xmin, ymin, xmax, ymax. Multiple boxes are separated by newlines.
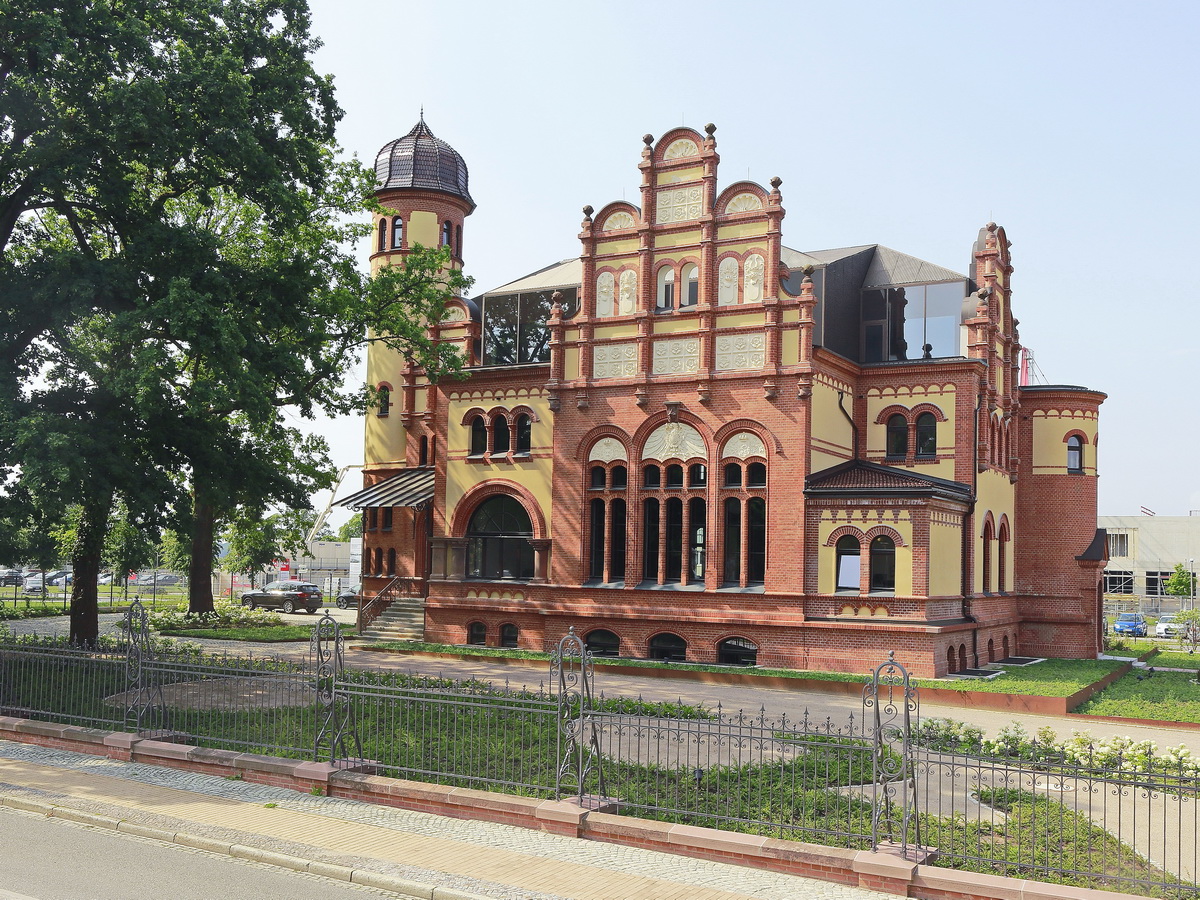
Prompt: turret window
<box><xmin>377</xmin><ymin>219</ymin><xmax>387</xmax><ymax>252</ymax></box>
<box><xmin>1067</xmin><ymin>435</ymin><xmax>1084</xmax><ymax>474</ymax></box>
<box><xmin>441</xmin><ymin>220</ymin><xmax>452</xmax><ymax>247</ymax></box>
<box><xmin>391</xmin><ymin>216</ymin><xmax>404</xmax><ymax>249</ymax></box>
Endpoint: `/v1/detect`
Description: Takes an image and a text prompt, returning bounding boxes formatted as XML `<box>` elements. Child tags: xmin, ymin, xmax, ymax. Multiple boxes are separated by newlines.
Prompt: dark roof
<box><xmin>1077</xmin><ymin>528</ymin><xmax>1109</xmax><ymax>562</ymax></box>
<box><xmin>374</xmin><ymin>116</ymin><xmax>474</xmax><ymax>209</ymax></box>
<box><xmin>805</xmin><ymin>460</ymin><xmax>972</xmax><ymax>502</ymax></box>
<box><xmin>336</xmin><ymin>468</ymin><xmax>435</xmax><ymax>510</ymax></box>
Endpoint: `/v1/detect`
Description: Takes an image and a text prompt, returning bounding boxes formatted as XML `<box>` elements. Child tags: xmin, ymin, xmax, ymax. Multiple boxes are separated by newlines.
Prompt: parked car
<box><xmin>1112</xmin><ymin>613</ymin><xmax>1148</xmax><ymax>637</ymax></box>
<box><xmin>240</xmin><ymin>580</ymin><xmax>323</xmax><ymax>613</ymax></box>
<box><xmin>24</xmin><ymin>570</ymin><xmax>67</xmax><ymax>592</ymax></box>
<box><xmin>335</xmin><ymin>583</ymin><xmax>362</xmax><ymax>609</ymax></box>
<box><xmin>48</xmin><ymin>572</ymin><xmax>73</xmax><ymax>586</ymax></box>
<box><xmin>0</xmin><ymin>569</ymin><xmax>23</xmax><ymax>586</ymax></box>
<box><xmin>147</xmin><ymin>573</ymin><xmax>182</xmax><ymax>586</ymax></box>
<box><xmin>1155</xmin><ymin>615</ymin><xmax>1182</xmax><ymax>638</ymax></box>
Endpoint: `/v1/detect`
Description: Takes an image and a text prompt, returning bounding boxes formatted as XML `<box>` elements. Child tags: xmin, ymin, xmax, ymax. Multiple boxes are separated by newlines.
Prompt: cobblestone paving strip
<box><xmin>0</xmin><ymin>741</ymin><xmax>892</xmax><ymax>900</ymax></box>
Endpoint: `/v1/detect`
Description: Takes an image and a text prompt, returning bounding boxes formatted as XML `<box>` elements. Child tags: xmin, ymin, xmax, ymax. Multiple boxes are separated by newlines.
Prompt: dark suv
<box><xmin>240</xmin><ymin>580</ymin><xmax>323</xmax><ymax>614</ymax></box>
<box><xmin>335</xmin><ymin>583</ymin><xmax>362</xmax><ymax>609</ymax></box>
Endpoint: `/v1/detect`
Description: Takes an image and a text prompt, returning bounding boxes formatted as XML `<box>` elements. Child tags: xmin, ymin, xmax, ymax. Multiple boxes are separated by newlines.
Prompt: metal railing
<box><xmin>0</xmin><ymin>603</ymin><xmax>1197</xmax><ymax>898</ymax></box>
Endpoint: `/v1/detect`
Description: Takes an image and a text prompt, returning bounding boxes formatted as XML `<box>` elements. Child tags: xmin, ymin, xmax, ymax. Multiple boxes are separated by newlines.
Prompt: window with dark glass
<box><xmin>386</xmin><ymin>548</ymin><xmax>396</xmax><ymax>576</ymax></box>
<box><xmin>886</xmin><ymin>414</ymin><xmax>907</xmax><ymax>458</ymax></box>
<box><xmin>376</xmin><ymin>386</ymin><xmax>390</xmax><ymax>416</ymax></box>
<box><xmin>718</xmin><ymin>637</ymin><xmax>757</xmax><ymax>666</ymax></box>
<box><xmin>610</xmin><ymin>465</ymin><xmax>627</xmax><ymax>489</ymax></box>
<box><xmin>378</xmin><ymin>219</ymin><xmax>387</xmax><ymax>252</ymax></box>
<box><xmin>643</xmin><ymin>465</ymin><xmax>661</xmax><ymax>488</ymax></box>
<box><xmin>368</xmin><ymin>507</ymin><xmax>378</xmax><ymax>530</ymax></box>
<box><xmin>585</xmin><ymin>629</ymin><xmax>620</xmax><ymax>657</ymax></box>
<box><xmin>419</xmin><ymin>435</ymin><xmax>429</xmax><ymax>466</ymax></box>
<box><xmin>466</xmin><ymin>495</ymin><xmax>534</xmax><ymax>580</ymax></box>
<box><xmin>589</xmin><ymin>499</ymin><xmax>605</xmax><ymax>580</ymax></box>
<box><xmin>836</xmin><ymin>536</ymin><xmax>860</xmax><ymax>591</ymax></box>
<box><xmin>455</xmin><ymin>224</ymin><xmax>462</xmax><ymax>257</ymax></box>
<box><xmin>391</xmin><ymin>216</ymin><xmax>403</xmax><ymax>249</ymax></box>
<box><xmin>688</xmin><ymin>464</ymin><xmax>707</xmax><ymax>487</ymax></box>
<box><xmin>649</xmin><ymin>632</ymin><xmax>687</xmax><ymax>661</ymax></box>
<box><xmin>469</xmin><ymin>416</ymin><xmax>487</xmax><ymax>456</ymax></box>
<box><xmin>499</xmin><ymin>623</ymin><xmax>518</xmax><ymax>648</ymax></box>
<box><xmin>665</xmin><ymin>464</ymin><xmax>684</xmax><ymax>488</ymax></box>
<box><xmin>478</xmin><ymin>289</ymin><xmax>579</xmax><ymax>367</ymax></box>
<box><xmin>1104</xmin><ymin>570</ymin><xmax>1134</xmax><ymax>593</ymax></box>
<box><xmin>981</xmin><ymin>521</ymin><xmax>993</xmax><ymax>593</ymax></box>
<box><xmin>467</xmin><ymin>622</ymin><xmax>486</xmax><ymax>645</ymax></box>
<box><xmin>642</xmin><ymin>498</ymin><xmax>660</xmax><ymax>581</ymax></box>
<box><xmin>861</xmin><ymin>281</ymin><xmax>966</xmax><ymax>363</ymax></box>
<box><xmin>381</xmin><ymin>507</ymin><xmax>393</xmax><ymax>531</ymax></box>
<box><xmin>515</xmin><ymin>415</ymin><xmax>532</xmax><ymax>453</ymax></box>
<box><xmin>665</xmin><ymin>497</ymin><xmax>684</xmax><ymax>581</ymax></box>
<box><xmin>493</xmin><ymin>416</ymin><xmax>510</xmax><ymax>453</ymax></box>
<box><xmin>746</xmin><ymin>462</ymin><xmax>766</xmax><ymax>487</ymax></box>
<box><xmin>915</xmin><ymin>413</ymin><xmax>937</xmax><ymax>458</ymax></box>
<box><xmin>609</xmin><ymin>498</ymin><xmax>626</xmax><ymax>582</ymax></box>
<box><xmin>590</xmin><ymin>466</ymin><xmax>606</xmax><ymax>489</ymax></box>
<box><xmin>1066</xmin><ymin>435</ymin><xmax>1084</xmax><ymax>473</ymax></box>
<box><xmin>997</xmin><ymin>523</ymin><xmax>1009</xmax><ymax>592</ymax></box>
<box><xmin>688</xmin><ymin>497</ymin><xmax>706</xmax><ymax>582</ymax></box>
<box><xmin>373</xmin><ymin>547</ymin><xmax>383</xmax><ymax>575</ymax></box>
<box><xmin>869</xmin><ymin>535</ymin><xmax>895</xmax><ymax>592</ymax></box>
<box><xmin>747</xmin><ymin>497</ymin><xmax>766</xmax><ymax>584</ymax></box>
<box><xmin>724</xmin><ymin>463</ymin><xmax>742</xmax><ymax>487</ymax></box>
<box><xmin>723</xmin><ymin>498</ymin><xmax>741</xmax><ymax>584</ymax></box>
<box><xmin>441</xmin><ymin>220</ymin><xmax>452</xmax><ymax>247</ymax></box>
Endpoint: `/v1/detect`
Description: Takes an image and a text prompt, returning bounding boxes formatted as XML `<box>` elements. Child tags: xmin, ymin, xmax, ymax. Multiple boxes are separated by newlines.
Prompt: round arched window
<box><xmin>466</xmin><ymin>496</ymin><xmax>534</xmax><ymax>580</ymax></box>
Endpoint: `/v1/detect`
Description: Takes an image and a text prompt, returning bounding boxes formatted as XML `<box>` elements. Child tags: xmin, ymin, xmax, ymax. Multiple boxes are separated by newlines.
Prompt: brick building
<box><xmin>339</xmin><ymin>118</ymin><xmax>1107</xmax><ymax>677</ymax></box>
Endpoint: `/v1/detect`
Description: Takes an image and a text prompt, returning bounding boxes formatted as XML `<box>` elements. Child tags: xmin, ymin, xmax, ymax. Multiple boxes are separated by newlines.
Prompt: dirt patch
<box><xmin>106</xmin><ymin>675</ymin><xmax>314</xmax><ymax>710</ymax></box>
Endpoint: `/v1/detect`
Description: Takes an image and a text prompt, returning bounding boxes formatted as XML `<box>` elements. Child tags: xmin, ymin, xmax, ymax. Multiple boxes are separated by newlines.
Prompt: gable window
<box><xmin>886</xmin><ymin>414</ymin><xmax>907</xmax><ymax>459</ymax></box>
<box><xmin>1066</xmin><ymin>435</ymin><xmax>1084</xmax><ymax>474</ymax></box>
<box><xmin>391</xmin><ymin>216</ymin><xmax>404</xmax><ymax>249</ymax></box>
<box><xmin>836</xmin><ymin>536</ymin><xmax>861</xmax><ymax>592</ymax></box>
<box><xmin>869</xmin><ymin>535</ymin><xmax>896</xmax><ymax>592</ymax></box>
<box><xmin>915</xmin><ymin>413</ymin><xmax>937</xmax><ymax>458</ymax></box>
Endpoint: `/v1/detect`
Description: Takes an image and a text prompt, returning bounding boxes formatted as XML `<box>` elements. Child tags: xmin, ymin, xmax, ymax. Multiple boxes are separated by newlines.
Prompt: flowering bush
<box><xmin>146</xmin><ymin>601</ymin><xmax>282</xmax><ymax>631</ymax></box>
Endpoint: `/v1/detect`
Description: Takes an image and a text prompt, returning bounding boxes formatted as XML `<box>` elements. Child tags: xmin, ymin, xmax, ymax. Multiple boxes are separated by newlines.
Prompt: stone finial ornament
<box><xmin>643</xmin><ymin>134</ymin><xmax>654</xmax><ymax>147</ymax></box>
<box><xmin>770</xmin><ymin>176</ymin><xmax>782</xmax><ymax>189</ymax></box>
<box><xmin>704</xmin><ymin>123</ymin><xmax>716</xmax><ymax>136</ymax></box>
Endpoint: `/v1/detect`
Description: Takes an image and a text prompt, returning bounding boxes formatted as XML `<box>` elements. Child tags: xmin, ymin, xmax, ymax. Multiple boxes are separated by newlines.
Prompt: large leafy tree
<box><xmin>1</xmin><ymin>1</ymin><xmax>468</xmax><ymax>642</ymax></box>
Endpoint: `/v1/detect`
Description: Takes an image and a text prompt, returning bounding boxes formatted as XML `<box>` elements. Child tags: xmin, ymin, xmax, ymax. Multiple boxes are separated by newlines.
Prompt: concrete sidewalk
<box><xmin>0</xmin><ymin>739</ymin><xmax>891</xmax><ymax>900</ymax></box>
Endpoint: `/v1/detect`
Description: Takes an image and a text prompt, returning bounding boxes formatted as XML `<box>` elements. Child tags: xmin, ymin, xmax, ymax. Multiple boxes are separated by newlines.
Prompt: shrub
<box><xmin>144</xmin><ymin>601</ymin><xmax>282</xmax><ymax>631</ymax></box>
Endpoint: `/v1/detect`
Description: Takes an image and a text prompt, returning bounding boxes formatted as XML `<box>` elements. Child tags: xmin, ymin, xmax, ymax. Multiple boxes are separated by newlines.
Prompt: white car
<box><xmin>1155</xmin><ymin>615</ymin><xmax>1181</xmax><ymax>638</ymax></box>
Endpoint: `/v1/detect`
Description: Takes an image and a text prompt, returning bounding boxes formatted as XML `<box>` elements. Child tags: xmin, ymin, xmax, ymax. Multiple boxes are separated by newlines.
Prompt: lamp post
<box><xmin>1191</xmin><ymin>558</ymin><xmax>1196</xmax><ymax>612</ymax></box>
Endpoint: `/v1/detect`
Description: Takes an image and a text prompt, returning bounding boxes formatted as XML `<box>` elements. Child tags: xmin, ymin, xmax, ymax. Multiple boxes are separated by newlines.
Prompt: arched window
<box><xmin>386</xmin><ymin>547</ymin><xmax>396</xmax><ymax>576</ymax></box>
<box><xmin>515</xmin><ymin>415</ymin><xmax>532</xmax><ymax>453</ymax></box>
<box><xmin>391</xmin><ymin>216</ymin><xmax>404</xmax><ymax>249</ymax></box>
<box><xmin>987</xmin><ymin>637</ymin><xmax>995</xmax><ymax>662</ymax></box>
<box><xmin>723</xmin><ymin>498</ymin><xmax>741</xmax><ymax>585</ymax></box>
<box><xmin>466</xmin><ymin>495</ymin><xmax>534</xmax><ymax>580</ymax></box>
<box><xmin>469</xmin><ymin>416</ymin><xmax>487</xmax><ymax>456</ymax></box>
<box><xmin>916</xmin><ymin>413</ymin><xmax>937</xmax><ymax>458</ymax></box>
<box><xmin>642</xmin><ymin>498</ymin><xmax>660</xmax><ymax>583</ymax></box>
<box><xmin>499</xmin><ymin>623</ymin><xmax>518</xmax><ymax>648</ymax></box>
<box><xmin>455</xmin><ymin>224</ymin><xmax>462</xmax><ymax>257</ymax></box>
<box><xmin>886</xmin><ymin>414</ymin><xmax>908</xmax><ymax>459</ymax></box>
<box><xmin>997</xmin><ymin>521</ymin><xmax>1009</xmax><ymax>592</ymax></box>
<box><xmin>493</xmin><ymin>416</ymin><xmax>510</xmax><ymax>454</ymax></box>
<box><xmin>643</xmin><ymin>465</ymin><xmax>661</xmax><ymax>488</ymax></box>
<box><xmin>373</xmin><ymin>547</ymin><xmax>383</xmax><ymax>575</ymax></box>
<box><xmin>687</xmin><ymin>497</ymin><xmax>706</xmax><ymax>581</ymax></box>
<box><xmin>376</xmin><ymin>386</ymin><xmax>390</xmax><ymax>417</ymax></box>
<box><xmin>1002</xmin><ymin>634</ymin><xmax>1010</xmax><ymax>659</ymax></box>
<box><xmin>441</xmin><ymin>219</ymin><xmax>452</xmax><ymax>248</ymax></box>
<box><xmin>746</xmin><ymin>462</ymin><xmax>766</xmax><ymax>487</ymax></box>
<box><xmin>688</xmin><ymin>463</ymin><xmax>707</xmax><ymax>486</ymax></box>
<box><xmin>610</xmin><ymin>498</ymin><xmax>627</xmax><ymax>582</ymax></box>
<box><xmin>836</xmin><ymin>535</ymin><xmax>860</xmax><ymax>591</ymax></box>
<box><xmin>1067</xmin><ymin>435</ymin><xmax>1084</xmax><ymax>474</ymax></box>
<box><xmin>419</xmin><ymin>435</ymin><xmax>429</xmax><ymax>466</ymax></box>
<box><xmin>947</xmin><ymin>645</ymin><xmax>957</xmax><ymax>674</ymax></box>
<box><xmin>467</xmin><ymin>622</ymin><xmax>486</xmax><ymax>646</ymax></box>
<box><xmin>981</xmin><ymin>520</ymin><xmax>994</xmax><ymax>593</ymax></box>
<box><xmin>665</xmin><ymin>497</ymin><xmax>684</xmax><ymax>581</ymax></box>
<box><xmin>589</xmin><ymin>499</ymin><xmax>605</xmax><ymax>580</ymax></box>
<box><xmin>656</xmin><ymin>267</ymin><xmax>674</xmax><ymax>310</ymax></box>
<box><xmin>665</xmin><ymin>464</ymin><xmax>684</xmax><ymax>488</ymax></box>
<box><xmin>959</xmin><ymin>644</ymin><xmax>968</xmax><ymax>671</ymax></box>
<box><xmin>586</xmin><ymin>629</ymin><xmax>620</xmax><ymax>657</ymax></box>
<box><xmin>747</xmin><ymin>497</ymin><xmax>766</xmax><ymax>584</ymax></box>
<box><xmin>681</xmin><ymin>263</ymin><xmax>699</xmax><ymax>307</ymax></box>
<box><xmin>649</xmin><ymin>632</ymin><xmax>687</xmax><ymax>661</ymax></box>
<box><xmin>723</xmin><ymin>463</ymin><xmax>742</xmax><ymax>487</ymax></box>
<box><xmin>590</xmin><ymin>466</ymin><xmax>606</xmax><ymax>489</ymax></box>
<box><xmin>718</xmin><ymin>637</ymin><xmax>757</xmax><ymax>666</ymax></box>
<box><xmin>869</xmin><ymin>535</ymin><xmax>895</xmax><ymax>592</ymax></box>
<box><xmin>378</xmin><ymin>219</ymin><xmax>387</xmax><ymax>252</ymax></box>
<box><xmin>610</xmin><ymin>465</ymin><xmax>627</xmax><ymax>489</ymax></box>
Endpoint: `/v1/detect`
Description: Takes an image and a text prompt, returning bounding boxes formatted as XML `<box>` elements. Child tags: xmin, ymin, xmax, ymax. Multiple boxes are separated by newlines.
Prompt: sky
<box><xmin>298</xmin><ymin>0</ymin><xmax>1200</xmax><ymax>528</ymax></box>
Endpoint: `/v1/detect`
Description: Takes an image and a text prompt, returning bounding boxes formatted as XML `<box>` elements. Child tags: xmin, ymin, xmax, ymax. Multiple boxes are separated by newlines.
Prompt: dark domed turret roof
<box><xmin>374</xmin><ymin>116</ymin><xmax>473</xmax><ymax>209</ymax></box>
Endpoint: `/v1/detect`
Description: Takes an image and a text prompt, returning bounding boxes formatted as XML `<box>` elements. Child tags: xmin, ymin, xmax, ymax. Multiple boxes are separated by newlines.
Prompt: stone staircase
<box><xmin>358</xmin><ymin>595</ymin><xmax>426</xmax><ymax>643</ymax></box>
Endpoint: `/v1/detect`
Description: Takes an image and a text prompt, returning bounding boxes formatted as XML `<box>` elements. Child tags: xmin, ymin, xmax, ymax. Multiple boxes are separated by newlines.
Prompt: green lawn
<box><xmin>1076</xmin><ymin>671</ymin><xmax>1200</xmax><ymax>723</ymax></box>
<box><xmin>159</xmin><ymin>623</ymin><xmax>356</xmax><ymax>642</ymax></box>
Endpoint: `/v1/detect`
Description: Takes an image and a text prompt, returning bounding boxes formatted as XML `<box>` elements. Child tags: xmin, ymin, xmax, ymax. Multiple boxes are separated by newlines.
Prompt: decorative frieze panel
<box><xmin>617</xmin><ymin>270</ymin><xmax>637</xmax><ymax>315</ymax></box>
<box><xmin>718</xmin><ymin>257</ymin><xmax>739</xmax><ymax>305</ymax></box>
<box><xmin>722</xmin><ymin>431</ymin><xmax>767</xmax><ymax>460</ymax></box>
<box><xmin>601</xmin><ymin>211</ymin><xmax>635</xmax><ymax>231</ymax></box>
<box><xmin>596</xmin><ymin>271</ymin><xmax>615</xmax><ymax>317</ymax></box>
<box><xmin>652</xmin><ymin>338</ymin><xmax>700</xmax><ymax>375</ymax></box>
<box><xmin>588</xmin><ymin>437</ymin><xmax>627</xmax><ymax>462</ymax></box>
<box><xmin>663</xmin><ymin>139</ymin><xmax>699</xmax><ymax>159</ymax></box>
<box><xmin>593</xmin><ymin>343</ymin><xmax>639</xmax><ymax>379</ymax></box>
<box><xmin>655</xmin><ymin>187</ymin><xmax>703</xmax><ymax>224</ymax></box>
<box><xmin>643</xmin><ymin>422</ymin><xmax>706</xmax><ymax>461</ymax></box>
<box><xmin>744</xmin><ymin>254</ymin><xmax>765</xmax><ymax>302</ymax></box>
<box><xmin>715</xmin><ymin>332</ymin><xmax>765</xmax><ymax>371</ymax></box>
<box><xmin>725</xmin><ymin>192</ymin><xmax>763</xmax><ymax>213</ymax></box>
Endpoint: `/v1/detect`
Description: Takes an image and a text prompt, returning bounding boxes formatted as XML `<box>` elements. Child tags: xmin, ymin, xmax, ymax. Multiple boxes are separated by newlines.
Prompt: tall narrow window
<box><xmin>916</xmin><ymin>413</ymin><xmax>937</xmax><ymax>458</ymax></box>
<box><xmin>373</xmin><ymin>547</ymin><xmax>383</xmax><ymax>575</ymax></box>
<box><xmin>665</xmin><ymin>497</ymin><xmax>684</xmax><ymax>582</ymax></box>
<box><xmin>441</xmin><ymin>220</ymin><xmax>452</xmax><ymax>247</ymax></box>
<box><xmin>381</xmin><ymin>508</ymin><xmax>393</xmax><ymax>531</ymax></box>
<box><xmin>1066</xmin><ymin>435</ymin><xmax>1084</xmax><ymax>474</ymax></box>
<box><xmin>723</xmin><ymin>498</ymin><xmax>741</xmax><ymax>584</ymax></box>
<box><xmin>515</xmin><ymin>415</ymin><xmax>532</xmax><ymax>453</ymax></box>
<box><xmin>642</xmin><ymin>498</ymin><xmax>660</xmax><ymax>582</ymax></box>
<box><xmin>981</xmin><ymin>520</ymin><xmax>993</xmax><ymax>593</ymax></box>
<box><xmin>869</xmin><ymin>535</ymin><xmax>895</xmax><ymax>592</ymax></box>
<box><xmin>610</xmin><ymin>498</ymin><xmax>627</xmax><ymax>582</ymax></box>
<box><xmin>589</xmin><ymin>499</ymin><xmax>605</xmax><ymax>580</ymax></box>
<box><xmin>590</xmin><ymin>466</ymin><xmax>606</xmax><ymax>489</ymax></box>
<box><xmin>386</xmin><ymin>548</ymin><xmax>396</xmax><ymax>576</ymax></box>
<box><xmin>455</xmin><ymin>224</ymin><xmax>462</xmax><ymax>257</ymax></box>
<box><xmin>469</xmin><ymin>416</ymin><xmax>487</xmax><ymax>456</ymax></box>
<box><xmin>886</xmin><ymin>414</ymin><xmax>908</xmax><ymax>458</ymax></box>
<box><xmin>378</xmin><ymin>219</ymin><xmax>387</xmax><ymax>252</ymax></box>
<box><xmin>391</xmin><ymin>216</ymin><xmax>404</xmax><ymax>249</ymax></box>
<box><xmin>682</xmin><ymin>264</ymin><xmax>699</xmax><ymax>307</ymax></box>
<box><xmin>493</xmin><ymin>416</ymin><xmax>510</xmax><ymax>453</ymax></box>
<box><xmin>836</xmin><ymin>536</ymin><xmax>860</xmax><ymax>591</ymax></box>
<box><xmin>368</xmin><ymin>507</ymin><xmax>378</xmax><ymax>530</ymax></box>
<box><xmin>419</xmin><ymin>436</ymin><xmax>429</xmax><ymax>466</ymax></box>
<box><xmin>747</xmin><ymin>497</ymin><xmax>766</xmax><ymax>584</ymax></box>
<box><xmin>376</xmin><ymin>386</ymin><xmax>390</xmax><ymax>416</ymax></box>
<box><xmin>997</xmin><ymin>521</ymin><xmax>1009</xmax><ymax>592</ymax></box>
<box><xmin>687</xmin><ymin>497</ymin><xmax>706</xmax><ymax>582</ymax></box>
<box><xmin>656</xmin><ymin>267</ymin><xmax>674</xmax><ymax>310</ymax></box>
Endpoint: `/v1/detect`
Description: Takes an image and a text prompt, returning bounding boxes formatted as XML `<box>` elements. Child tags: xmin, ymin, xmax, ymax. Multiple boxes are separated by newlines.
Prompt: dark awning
<box><xmin>335</xmin><ymin>467</ymin><xmax>435</xmax><ymax>509</ymax></box>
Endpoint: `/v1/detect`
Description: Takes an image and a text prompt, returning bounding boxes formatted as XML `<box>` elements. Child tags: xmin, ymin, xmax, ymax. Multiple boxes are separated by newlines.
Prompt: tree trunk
<box><xmin>188</xmin><ymin>494</ymin><xmax>216</xmax><ymax>613</ymax></box>
<box><xmin>69</xmin><ymin>490</ymin><xmax>112</xmax><ymax>647</ymax></box>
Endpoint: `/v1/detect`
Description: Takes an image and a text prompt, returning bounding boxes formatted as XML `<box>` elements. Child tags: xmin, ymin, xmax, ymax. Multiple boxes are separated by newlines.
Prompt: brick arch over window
<box><xmin>653</xmin><ymin>127</ymin><xmax>705</xmax><ymax>163</ymax></box>
<box><xmin>458</xmin><ymin>407</ymin><xmax>489</xmax><ymax>426</ymax></box>
<box><xmin>863</xmin><ymin>525</ymin><xmax>907</xmax><ymax>547</ymax></box>
<box><xmin>592</xmin><ymin>200</ymin><xmax>641</xmax><ymax>231</ymax></box>
<box><xmin>979</xmin><ymin>511</ymin><xmax>996</xmax><ymax>539</ymax></box>
<box><xmin>449</xmin><ymin>481</ymin><xmax>548</xmax><ymax>541</ymax></box>
<box><xmin>824</xmin><ymin>525</ymin><xmax>866</xmax><ymax>547</ymax></box>
<box><xmin>713</xmin><ymin>419</ymin><xmax>781</xmax><ymax>456</ymax></box>
<box><xmin>874</xmin><ymin>404</ymin><xmax>913</xmax><ymax>425</ymax></box>
<box><xmin>715</xmin><ymin>181</ymin><xmax>770</xmax><ymax>215</ymax></box>
<box><xmin>630</xmin><ymin>411</ymin><xmax>711</xmax><ymax>461</ymax></box>
<box><xmin>575</xmin><ymin>425</ymin><xmax>632</xmax><ymax>462</ymax></box>
<box><xmin>1062</xmin><ymin>429</ymin><xmax>1090</xmax><ymax>445</ymax></box>
<box><xmin>908</xmin><ymin>403</ymin><xmax>948</xmax><ymax>422</ymax></box>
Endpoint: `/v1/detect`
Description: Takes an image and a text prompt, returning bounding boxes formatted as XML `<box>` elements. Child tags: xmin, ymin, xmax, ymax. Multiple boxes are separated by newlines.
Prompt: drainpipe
<box><xmin>837</xmin><ymin>392</ymin><xmax>858</xmax><ymax>459</ymax></box>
